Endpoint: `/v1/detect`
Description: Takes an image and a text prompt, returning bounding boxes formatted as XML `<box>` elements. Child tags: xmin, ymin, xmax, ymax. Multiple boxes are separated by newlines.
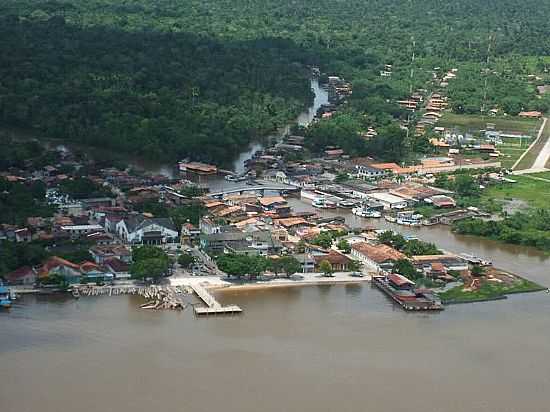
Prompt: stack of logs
<box><xmin>73</xmin><ymin>285</ymin><xmax>192</xmax><ymax>311</ymax></box>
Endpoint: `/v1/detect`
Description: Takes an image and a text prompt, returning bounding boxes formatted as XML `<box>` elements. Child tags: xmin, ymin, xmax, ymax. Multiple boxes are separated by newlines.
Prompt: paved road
<box><xmin>532</xmin><ymin>117</ymin><xmax>550</xmax><ymax>169</ymax></box>
<box><xmin>512</xmin><ymin>117</ymin><xmax>549</xmax><ymax>174</ymax></box>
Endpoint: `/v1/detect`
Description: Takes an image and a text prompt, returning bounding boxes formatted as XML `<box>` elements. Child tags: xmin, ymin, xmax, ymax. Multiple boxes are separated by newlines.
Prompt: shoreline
<box><xmin>210</xmin><ymin>278</ymin><xmax>369</xmax><ymax>293</ymax></box>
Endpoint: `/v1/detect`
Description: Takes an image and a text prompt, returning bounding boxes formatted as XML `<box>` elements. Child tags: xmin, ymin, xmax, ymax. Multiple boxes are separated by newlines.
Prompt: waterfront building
<box><xmin>351</xmin><ymin>242</ymin><xmax>405</xmax><ymax>272</ymax></box>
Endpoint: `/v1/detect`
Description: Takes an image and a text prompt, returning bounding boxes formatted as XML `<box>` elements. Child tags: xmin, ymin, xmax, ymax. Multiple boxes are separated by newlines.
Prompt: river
<box><xmin>3</xmin><ymin>79</ymin><xmax>550</xmax><ymax>412</ymax></box>
<box><xmin>231</xmin><ymin>79</ymin><xmax>328</xmax><ymax>174</ymax></box>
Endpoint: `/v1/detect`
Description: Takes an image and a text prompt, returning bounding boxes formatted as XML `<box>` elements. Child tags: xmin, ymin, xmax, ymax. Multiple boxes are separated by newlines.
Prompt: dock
<box><xmin>372</xmin><ymin>276</ymin><xmax>444</xmax><ymax>311</ymax></box>
<box><xmin>191</xmin><ymin>283</ymin><xmax>242</xmax><ymax>315</ymax></box>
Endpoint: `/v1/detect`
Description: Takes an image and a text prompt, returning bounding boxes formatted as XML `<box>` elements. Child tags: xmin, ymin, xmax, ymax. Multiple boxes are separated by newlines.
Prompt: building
<box><xmin>412</xmin><ymin>255</ymin><xmax>469</xmax><ymax>277</ymax></box>
<box><xmin>37</xmin><ymin>256</ymin><xmax>81</xmax><ymax>284</ymax></box>
<box><xmin>116</xmin><ymin>215</ymin><xmax>178</xmax><ymax>245</ymax></box>
<box><xmin>428</xmin><ymin>195</ymin><xmax>456</xmax><ymax>208</ymax></box>
<box><xmin>4</xmin><ymin>266</ymin><xmax>37</xmax><ymax>286</ymax></box>
<box><xmin>518</xmin><ymin>111</ymin><xmax>542</xmax><ymax>119</ymax></box>
<box><xmin>60</xmin><ymin>224</ymin><xmax>105</xmax><ymax>239</ymax></box>
<box><xmin>89</xmin><ymin>245</ymin><xmax>132</xmax><ymax>265</ymax></box>
<box><xmin>366</xmin><ymin>192</ymin><xmax>408</xmax><ymax>210</ymax></box>
<box><xmin>355</xmin><ymin>164</ymin><xmax>387</xmax><ymax>180</ymax></box>
<box><xmin>351</xmin><ymin>242</ymin><xmax>405</xmax><ymax>272</ymax></box>
<box><xmin>313</xmin><ymin>250</ymin><xmax>352</xmax><ymax>272</ymax></box>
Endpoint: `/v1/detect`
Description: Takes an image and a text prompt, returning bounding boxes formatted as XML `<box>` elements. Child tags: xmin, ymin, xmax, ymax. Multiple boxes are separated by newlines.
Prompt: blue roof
<box><xmin>0</xmin><ymin>286</ymin><xmax>9</xmax><ymax>293</ymax></box>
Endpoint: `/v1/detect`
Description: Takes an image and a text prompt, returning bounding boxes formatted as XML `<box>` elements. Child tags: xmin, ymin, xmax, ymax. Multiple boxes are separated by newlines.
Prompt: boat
<box><xmin>384</xmin><ymin>215</ymin><xmax>397</xmax><ymax>223</ymax></box>
<box><xmin>0</xmin><ymin>286</ymin><xmax>12</xmax><ymax>309</ymax></box>
<box><xmin>352</xmin><ymin>205</ymin><xmax>382</xmax><ymax>218</ymax></box>
<box><xmin>338</xmin><ymin>199</ymin><xmax>357</xmax><ymax>209</ymax></box>
<box><xmin>459</xmin><ymin>253</ymin><xmax>492</xmax><ymax>266</ymax></box>
<box><xmin>395</xmin><ymin>211</ymin><xmax>423</xmax><ymax>226</ymax></box>
<box><xmin>224</xmin><ymin>174</ymin><xmax>247</xmax><ymax>182</ymax></box>
<box><xmin>312</xmin><ymin>197</ymin><xmax>337</xmax><ymax>209</ymax></box>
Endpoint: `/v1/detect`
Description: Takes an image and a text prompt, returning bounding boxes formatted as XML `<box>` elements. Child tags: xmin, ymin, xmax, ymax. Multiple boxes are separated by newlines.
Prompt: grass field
<box><xmin>528</xmin><ymin>171</ymin><xmax>550</xmax><ymax>180</ymax></box>
<box><xmin>482</xmin><ymin>175</ymin><xmax>550</xmax><ymax>210</ymax></box>
<box><xmin>439</xmin><ymin>113</ymin><xmax>541</xmax><ymax>134</ymax></box>
<box><xmin>439</xmin><ymin>278</ymin><xmax>544</xmax><ymax>304</ymax></box>
<box><xmin>497</xmin><ymin>137</ymin><xmax>532</xmax><ymax>169</ymax></box>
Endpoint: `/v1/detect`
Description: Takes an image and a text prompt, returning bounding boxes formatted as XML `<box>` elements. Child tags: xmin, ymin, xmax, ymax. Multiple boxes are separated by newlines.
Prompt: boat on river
<box><xmin>352</xmin><ymin>205</ymin><xmax>382</xmax><ymax>218</ymax></box>
<box><xmin>312</xmin><ymin>197</ymin><xmax>337</xmax><ymax>209</ymax></box>
<box><xmin>0</xmin><ymin>286</ymin><xmax>12</xmax><ymax>309</ymax></box>
<box><xmin>395</xmin><ymin>211</ymin><xmax>423</xmax><ymax>226</ymax></box>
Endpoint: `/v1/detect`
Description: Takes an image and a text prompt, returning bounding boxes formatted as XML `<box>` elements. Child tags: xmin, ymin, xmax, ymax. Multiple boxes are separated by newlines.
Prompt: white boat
<box><xmin>312</xmin><ymin>197</ymin><xmax>337</xmax><ymax>209</ymax></box>
<box><xmin>338</xmin><ymin>200</ymin><xmax>357</xmax><ymax>208</ymax></box>
<box><xmin>395</xmin><ymin>211</ymin><xmax>423</xmax><ymax>226</ymax></box>
<box><xmin>384</xmin><ymin>215</ymin><xmax>397</xmax><ymax>223</ymax></box>
<box><xmin>225</xmin><ymin>174</ymin><xmax>246</xmax><ymax>182</ymax></box>
<box><xmin>352</xmin><ymin>206</ymin><xmax>381</xmax><ymax>218</ymax></box>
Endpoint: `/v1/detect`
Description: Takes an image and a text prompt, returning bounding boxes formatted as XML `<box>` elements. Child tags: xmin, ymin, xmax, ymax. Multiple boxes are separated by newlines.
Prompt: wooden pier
<box><xmin>191</xmin><ymin>283</ymin><xmax>242</xmax><ymax>315</ymax></box>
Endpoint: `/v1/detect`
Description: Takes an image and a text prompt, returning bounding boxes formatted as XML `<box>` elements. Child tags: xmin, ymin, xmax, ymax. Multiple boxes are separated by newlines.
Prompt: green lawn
<box><xmin>528</xmin><ymin>171</ymin><xmax>550</xmax><ymax>180</ymax></box>
<box><xmin>482</xmin><ymin>175</ymin><xmax>550</xmax><ymax>210</ymax></box>
<box><xmin>439</xmin><ymin>278</ymin><xmax>544</xmax><ymax>304</ymax></box>
<box><xmin>439</xmin><ymin>113</ymin><xmax>541</xmax><ymax>134</ymax></box>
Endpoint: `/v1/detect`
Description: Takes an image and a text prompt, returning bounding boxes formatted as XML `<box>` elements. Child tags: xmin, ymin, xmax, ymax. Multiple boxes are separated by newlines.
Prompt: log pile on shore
<box><xmin>72</xmin><ymin>285</ymin><xmax>192</xmax><ymax>311</ymax></box>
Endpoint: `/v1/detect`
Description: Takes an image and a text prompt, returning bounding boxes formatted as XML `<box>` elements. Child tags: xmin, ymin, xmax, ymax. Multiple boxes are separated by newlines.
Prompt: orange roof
<box><xmin>258</xmin><ymin>196</ymin><xmax>286</xmax><ymax>207</ymax></box>
<box><xmin>214</xmin><ymin>206</ymin><xmax>242</xmax><ymax>217</ymax></box>
<box><xmin>37</xmin><ymin>256</ymin><xmax>80</xmax><ymax>278</ymax></box>
<box><xmin>352</xmin><ymin>242</ymin><xmax>405</xmax><ymax>263</ymax></box>
<box><xmin>370</xmin><ymin>162</ymin><xmax>402</xmax><ymax>171</ymax></box>
<box><xmin>276</xmin><ymin>217</ymin><xmax>310</xmax><ymax>228</ymax></box>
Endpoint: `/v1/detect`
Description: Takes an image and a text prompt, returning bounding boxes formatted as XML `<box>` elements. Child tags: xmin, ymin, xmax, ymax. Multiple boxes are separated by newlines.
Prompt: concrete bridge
<box><xmin>208</xmin><ymin>182</ymin><xmax>299</xmax><ymax>198</ymax></box>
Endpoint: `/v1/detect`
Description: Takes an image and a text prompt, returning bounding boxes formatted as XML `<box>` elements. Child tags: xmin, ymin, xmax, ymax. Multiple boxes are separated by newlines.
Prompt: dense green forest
<box><xmin>1</xmin><ymin>0</ymin><xmax>549</xmax><ymax>163</ymax></box>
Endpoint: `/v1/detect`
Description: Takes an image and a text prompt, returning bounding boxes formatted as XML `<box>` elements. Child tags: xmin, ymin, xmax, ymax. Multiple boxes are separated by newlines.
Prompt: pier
<box><xmin>190</xmin><ymin>283</ymin><xmax>242</xmax><ymax>315</ymax></box>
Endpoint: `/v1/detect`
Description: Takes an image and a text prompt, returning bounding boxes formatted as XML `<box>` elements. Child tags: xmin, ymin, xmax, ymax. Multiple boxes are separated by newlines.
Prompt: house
<box><xmin>275</xmin><ymin>217</ymin><xmax>313</xmax><ymax>233</ymax></box>
<box><xmin>351</xmin><ymin>242</ymin><xmax>405</xmax><ymax>272</ymax></box>
<box><xmin>428</xmin><ymin>195</ymin><xmax>456</xmax><ymax>208</ymax></box>
<box><xmin>412</xmin><ymin>254</ymin><xmax>469</xmax><ymax>276</ymax></box>
<box><xmin>14</xmin><ymin>228</ymin><xmax>32</xmax><ymax>243</ymax></box>
<box><xmin>518</xmin><ymin>111</ymin><xmax>542</xmax><ymax>119</ymax></box>
<box><xmin>60</xmin><ymin>224</ymin><xmax>105</xmax><ymax>239</ymax></box>
<box><xmin>102</xmin><ymin>257</ymin><xmax>130</xmax><ymax>279</ymax></box>
<box><xmin>89</xmin><ymin>245</ymin><xmax>132</xmax><ymax>265</ymax></box>
<box><xmin>224</xmin><ymin>230</ymin><xmax>283</xmax><ymax>256</ymax></box>
<box><xmin>37</xmin><ymin>256</ymin><xmax>81</xmax><ymax>284</ymax></box>
<box><xmin>4</xmin><ymin>266</ymin><xmax>37</xmax><ymax>286</ymax></box>
<box><xmin>86</xmin><ymin>231</ymin><xmax>117</xmax><ymax>245</ymax></box>
<box><xmin>387</xmin><ymin>273</ymin><xmax>415</xmax><ymax>290</ymax></box>
<box><xmin>355</xmin><ymin>164</ymin><xmax>387</xmax><ymax>180</ymax></box>
<box><xmin>180</xmin><ymin>223</ymin><xmax>201</xmax><ymax>244</ymax></box>
<box><xmin>366</xmin><ymin>192</ymin><xmax>408</xmax><ymax>210</ymax></box>
<box><xmin>313</xmin><ymin>250</ymin><xmax>352</xmax><ymax>272</ymax></box>
<box><xmin>200</xmin><ymin>230</ymin><xmax>247</xmax><ymax>254</ymax></box>
<box><xmin>116</xmin><ymin>215</ymin><xmax>178</xmax><ymax>245</ymax></box>
<box><xmin>80</xmin><ymin>261</ymin><xmax>113</xmax><ymax>282</ymax></box>
<box><xmin>291</xmin><ymin>253</ymin><xmax>316</xmax><ymax>273</ymax></box>
<box><xmin>258</xmin><ymin>196</ymin><xmax>287</xmax><ymax>210</ymax></box>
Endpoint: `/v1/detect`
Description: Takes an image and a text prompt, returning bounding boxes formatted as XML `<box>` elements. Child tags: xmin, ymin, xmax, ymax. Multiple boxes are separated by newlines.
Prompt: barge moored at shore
<box><xmin>373</xmin><ymin>274</ymin><xmax>443</xmax><ymax>311</ymax></box>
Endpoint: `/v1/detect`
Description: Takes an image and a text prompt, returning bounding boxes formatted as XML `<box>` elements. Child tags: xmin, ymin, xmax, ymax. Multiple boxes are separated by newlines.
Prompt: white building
<box><xmin>116</xmin><ymin>216</ymin><xmax>178</xmax><ymax>245</ymax></box>
<box><xmin>366</xmin><ymin>192</ymin><xmax>408</xmax><ymax>210</ymax></box>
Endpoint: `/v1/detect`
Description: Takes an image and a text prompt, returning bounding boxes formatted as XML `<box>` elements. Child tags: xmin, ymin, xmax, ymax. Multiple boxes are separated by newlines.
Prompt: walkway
<box><xmin>190</xmin><ymin>283</ymin><xmax>242</xmax><ymax>315</ymax></box>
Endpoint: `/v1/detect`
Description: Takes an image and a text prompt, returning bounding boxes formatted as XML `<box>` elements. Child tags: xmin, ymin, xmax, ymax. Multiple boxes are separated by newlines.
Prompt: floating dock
<box><xmin>191</xmin><ymin>283</ymin><xmax>242</xmax><ymax>315</ymax></box>
<box><xmin>373</xmin><ymin>276</ymin><xmax>444</xmax><ymax>311</ymax></box>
